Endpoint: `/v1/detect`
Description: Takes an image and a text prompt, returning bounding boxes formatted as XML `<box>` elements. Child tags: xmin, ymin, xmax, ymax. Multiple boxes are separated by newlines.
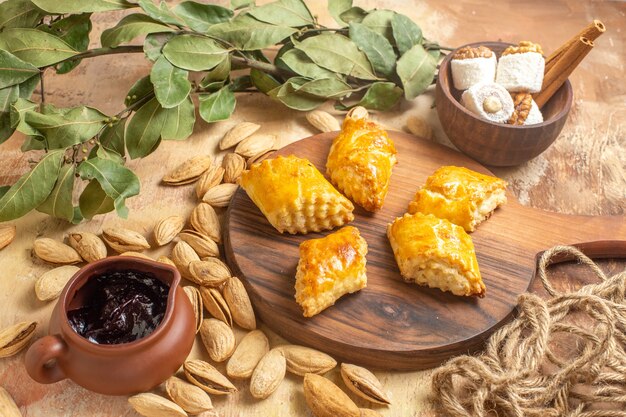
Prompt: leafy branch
<box><xmin>0</xmin><ymin>0</ymin><xmax>450</xmax><ymax>223</ymax></box>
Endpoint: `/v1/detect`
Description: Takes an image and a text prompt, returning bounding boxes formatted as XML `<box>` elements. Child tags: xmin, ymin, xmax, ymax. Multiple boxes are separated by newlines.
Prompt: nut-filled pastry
<box><xmin>496</xmin><ymin>41</ymin><xmax>545</xmax><ymax>93</ymax></box>
<box><xmin>295</xmin><ymin>226</ymin><xmax>368</xmax><ymax>317</ymax></box>
<box><xmin>387</xmin><ymin>213</ymin><xmax>485</xmax><ymax>297</ymax></box>
<box><xmin>326</xmin><ymin>107</ymin><xmax>397</xmax><ymax>212</ymax></box>
<box><xmin>450</xmin><ymin>45</ymin><xmax>497</xmax><ymax>90</ymax></box>
<box><xmin>408</xmin><ymin>166</ymin><xmax>507</xmax><ymax>232</ymax></box>
<box><xmin>240</xmin><ymin>155</ymin><xmax>354</xmax><ymax>234</ymax></box>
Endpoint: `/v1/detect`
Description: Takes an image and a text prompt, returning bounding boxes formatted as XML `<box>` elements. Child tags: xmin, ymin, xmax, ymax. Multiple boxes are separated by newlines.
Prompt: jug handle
<box><xmin>24</xmin><ymin>335</ymin><xmax>67</xmax><ymax>384</ymax></box>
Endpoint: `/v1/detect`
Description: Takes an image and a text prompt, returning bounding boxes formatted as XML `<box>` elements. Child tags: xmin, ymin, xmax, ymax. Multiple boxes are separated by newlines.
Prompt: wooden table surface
<box><xmin>0</xmin><ymin>1</ymin><xmax>624</xmax><ymax>416</ymax></box>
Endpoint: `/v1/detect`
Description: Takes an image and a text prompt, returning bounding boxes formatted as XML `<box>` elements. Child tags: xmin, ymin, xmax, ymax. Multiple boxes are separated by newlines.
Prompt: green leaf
<box><xmin>199</xmin><ymin>86</ymin><xmax>235</xmax><ymax>123</ymax></box>
<box><xmin>22</xmin><ymin>105</ymin><xmax>108</xmax><ymax>149</ymax></box>
<box><xmin>138</xmin><ymin>0</ymin><xmax>182</xmax><ymax>26</ymax></box>
<box><xmin>0</xmin><ymin>49</ymin><xmax>39</xmax><ymax>89</ymax></box>
<box><xmin>207</xmin><ymin>14</ymin><xmax>296</xmax><ymax>51</ymax></box>
<box><xmin>362</xmin><ymin>10</ymin><xmax>395</xmax><ymax>43</ymax></box>
<box><xmin>18</xmin><ymin>72</ymin><xmax>40</xmax><ymax>99</ymax></box>
<box><xmin>0</xmin><ymin>85</ymin><xmax>19</xmax><ymax>144</ymax></box>
<box><xmin>101</xmin><ymin>14</ymin><xmax>172</xmax><ymax>48</ymax></box>
<box><xmin>297</xmin><ymin>78</ymin><xmax>353</xmax><ymax>99</ymax></box>
<box><xmin>250</xmin><ymin>69</ymin><xmax>280</xmax><ymax>94</ymax></box>
<box><xmin>79</xmin><ymin>180</ymin><xmax>115</xmax><ymax>220</ymax></box>
<box><xmin>125</xmin><ymin>97</ymin><xmax>167</xmax><ymax>159</ymax></box>
<box><xmin>0</xmin><ymin>28</ymin><xmax>77</xmax><ymax>67</ymax></box>
<box><xmin>0</xmin><ymin>186</ymin><xmax>9</xmax><ymax>199</ymax></box>
<box><xmin>391</xmin><ymin>13</ymin><xmax>422</xmax><ymax>56</ymax></box>
<box><xmin>162</xmin><ymin>96</ymin><xmax>195</xmax><ymax>140</ymax></box>
<box><xmin>295</xmin><ymin>33</ymin><xmax>377</xmax><ymax>80</ymax></box>
<box><xmin>99</xmin><ymin>118</ymin><xmax>126</xmax><ymax>156</ymax></box>
<box><xmin>39</xmin><ymin>14</ymin><xmax>93</xmax><ymax>74</ymax></box>
<box><xmin>268</xmin><ymin>78</ymin><xmax>325</xmax><ymax>111</ymax></box>
<box><xmin>396</xmin><ymin>44</ymin><xmax>436</xmax><ymax>100</ymax></box>
<box><xmin>232</xmin><ymin>0</ymin><xmax>255</xmax><ymax>9</ymax></box>
<box><xmin>125</xmin><ymin>75</ymin><xmax>154</xmax><ymax>107</ymax></box>
<box><xmin>10</xmin><ymin>98</ymin><xmax>38</xmax><ymax>134</ymax></box>
<box><xmin>277</xmin><ymin>48</ymin><xmax>335</xmax><ymax>79</ymax></box>
<box><xmin>0</xmin><ymin>0</ymin><xmax>45</xmax><ymax>30</ymax></box>
<box><xmin>339</xmin><ymin>7</ymin><xmax>367</xmax><ymax>24</ymax></box>
<box><xmin>0</xmin><ymin>149</ymin><xmax>64</xmax><ymax>221</ymax></box>
<box><xmin>172</xmin><ymin>1</ymin><xmax>233</xmax><ymax>32</ymax></box>
<box><xmin>163</xmin><ymin>34</ymin><xmax>229</xmax><ymax>71</ymax></box>
<box><xmin>95</xmin><ymin>145</ymin><xmax>125</xmax><ymax>165</ymax></box>
<box><xmin>328</xmin><ymin>0</ymin><xmax>352</xmax><ymax>26</ymax></box>
<box><xmin>37</xmin><ymin>163</ymin><xmax>76</xmax><ymax>222</ymax></box>
<box><xmin>31</xmin><ymin>0</ymin><xmax>135</xmax><ymax>13</ymax></box>
<box><xmin>150</xmin><ymin>55</ymin><xmax>191</xmax><ymax>109</ymax></box>
<box><xmin>349</xmin><ymin>22</ymin><xmax>395</xmax><ymax>77</ymax></box>
<box><xmin>230</xmin><ymin>75</ymin><xmax>253</xmax><ymax>92</ymax></box>
<box><xmin>337</xmin><ymin>81</ymin><xmax>402</xmax><ymax>111</ymax></box>
<box><xmin>200</xmin><ymin>56</ymin><xmax>230</xmax><ymax>86</ymax></box>
<box><xmin>78</xmin><ymin>156</ymin><xmax>140</xmax><ymax>218</ymax></box>
<box><xmin>248</xmin><ymin>0</ymin><xmax>314</xmax><ymax>27</ymax></box>
<box><xmin>143</xmin><ymin>32</ymin><xmax>174</xmax><ymax>62</ymax></box>
<box><xmin>428</xmin><ymin>47</ymin><xmax>441</xmax><ymax>61</ymax></box>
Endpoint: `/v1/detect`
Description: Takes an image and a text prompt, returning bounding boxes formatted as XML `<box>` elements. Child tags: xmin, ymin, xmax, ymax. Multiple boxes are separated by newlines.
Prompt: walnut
<box><xmin>502</xmin><ymin>41</ymin><xmax>544</xmax><ymax>56</ymax></box>
<box><xmin>507</xmin><ymin>93</ymin><xmax>533</xmax><ymax>125</ymax></box>
<box><xmin>453</xmin><ymin>45</ymin><xmax>494</xmax><ymax>60</ymax></box>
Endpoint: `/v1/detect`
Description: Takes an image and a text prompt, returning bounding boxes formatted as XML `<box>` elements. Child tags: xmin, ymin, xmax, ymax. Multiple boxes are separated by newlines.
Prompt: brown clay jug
<box><xmin>24</xmin><ymin>256</ymin><xmax>196</xmax><ymax>395</ymax></box>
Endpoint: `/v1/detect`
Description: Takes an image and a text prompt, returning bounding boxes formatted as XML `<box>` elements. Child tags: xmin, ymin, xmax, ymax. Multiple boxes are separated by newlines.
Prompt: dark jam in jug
<box><xmin>67</xmin><ymin>270</ymin><xmax>169</xmax><ymax>345</ymax></box>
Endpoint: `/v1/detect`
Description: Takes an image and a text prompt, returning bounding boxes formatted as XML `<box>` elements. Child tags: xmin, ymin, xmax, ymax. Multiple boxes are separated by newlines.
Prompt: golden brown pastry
<box><xmin>408</xmin><ymin>166</ymin><xmax>507</xmax><ymax>232</ymax></box>
<box><xmin>239</xmin><ymin>155</ymin><xmax>354</xmax><ymax>234</ymax></box>
<box><xmin>326</xmin><ymin>108</ymin><xmax>397</xmax><ymax>212</ymax></box>
<box><xmin>387</xmin><ymin>213</ymin><xmax>485</xmax><ymax>297</ymax></box>
<box><xmin>295</xmin><ymin>226</ymin><xmax>368</xmax><ymax>317</ymax></box>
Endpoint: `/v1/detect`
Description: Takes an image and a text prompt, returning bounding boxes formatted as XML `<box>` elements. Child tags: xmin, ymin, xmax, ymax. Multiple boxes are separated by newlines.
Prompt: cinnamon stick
<box><xmin>534</xmin><ymin>36</ymin><xmax>594</xmax><ymax>108</ymax></box>
<box><xmin>545</xmin><ymin>19</ymin><xmax>605</xmax><ymax>73</ymax></box>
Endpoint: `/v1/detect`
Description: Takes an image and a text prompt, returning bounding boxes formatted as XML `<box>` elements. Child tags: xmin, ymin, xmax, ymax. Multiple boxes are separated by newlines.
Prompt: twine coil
<box><xmin>432</xmin><ymin>245</ymin><xmax>626</xmax><ymax>417</ymax></box>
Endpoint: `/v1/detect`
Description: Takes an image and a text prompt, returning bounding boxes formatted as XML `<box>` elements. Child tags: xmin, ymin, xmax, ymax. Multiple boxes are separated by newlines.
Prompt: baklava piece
<box><xmin>295</xmin><ymin>226</ymin><xmax>368</xmax><ymax>317</ymax></box>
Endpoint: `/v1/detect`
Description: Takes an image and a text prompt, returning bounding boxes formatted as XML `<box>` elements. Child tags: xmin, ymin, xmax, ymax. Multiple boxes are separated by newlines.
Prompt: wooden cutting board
<box><xmin>224</xmin><ymin>131</ymin><xmax>625</xmax><ymax>371</ymax></box>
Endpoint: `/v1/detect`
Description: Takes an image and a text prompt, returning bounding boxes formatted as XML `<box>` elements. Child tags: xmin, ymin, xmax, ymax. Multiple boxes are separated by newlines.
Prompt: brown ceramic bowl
<box><xmin>25</xmin><ymin>256</ymin><xmax>196</xmax><ymax>395</ymax></box>
<box><xmin>435</xmin><ymin>41</ymin><xmax>573</xmax><ymax>167</ymax></box>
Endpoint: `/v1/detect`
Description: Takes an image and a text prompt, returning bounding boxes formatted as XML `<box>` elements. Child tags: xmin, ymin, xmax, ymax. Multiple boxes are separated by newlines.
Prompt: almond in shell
<box><xmin>128</xmin><ymin>393</ymin><xmax>186</xmax><ymax>417</ymax></box>
<box><xmin>279</xmin><ymin>345</ymin><xmax>337</xmax><ymax>376</ymax></box>
<box><xmin>171</xmin><ymin>240</ymin><xmax>200</xmax><ymax>278</ymax></box>
<box><xmin>222</xmin><ymin>153</ymin><xmax>246</xmax><ymax>183</ymax></box>
<box><xmin>195</xmin><ymin>165</ymin><xmax>225</xmax><ymax>199</ymax></box>
<box><xmin>340</xmin><ymin>363</ymin><xmax>391</xmax><ymax>405</ymax></box>
<box><xmin>359</xmin><ymin>409</ymin><xmax>384</xmax><ymax>417</ymax></box>
<box><xmin>200</xmin><ymin>318</ymin><xmax>235</xmax><ymax>362</ymax></box>
<box><xmin>220</xmin><ymin>122</ymin><xmax>261</xmax><ymax>150</ymax></box>
<box><xmin>306</xmin><ymin>110</ymin><xmax>340</xmax><ymax>133</ymax></box>
<box><xmin>120</xmin><ymin>251</ymin><xmax>152</xmax><ymax>260</ymax></box>
<box><xmin>183</xmin><ymin>359</ymin><xmax>237</xmax><ymax>395</ymax></box>
<box><xmin>182</xmin><ymin>286</ymin><xmax>203</xmax><ymax>333</ymax></box>
<box><xmin>223</xmin><ymin>276</ymin><xmax>256</xmax><ymax>330</ymax></box>
<box><xmin>157</xmin><ymin>255</ymin><xmax>176</xmax><ymax>267</ymax></box>
<box><xmin>303</xmin><ymin>373</ymin><xmax>360</xmax><ymax>417</ymax></box>
<box><xmin>202</xmin><ymin>183</ymin><xmax>239</xmax><ymax>208</ymax></box>
<box><xmin>178</xmin><ymin>230</ymin><xmax>219</xmax><ymax>258</ymax></box>
<box><xmin>0</xmin><ymin>321</ymin><xmax>37</xmax><ymax>359</ymax></box>
<box><xmin>250</xmin><ymin>348</ymin><xmax>286</xmax><ymax>399</ymax></box>
<box><xmin>235</xmin><ymin>134</ymin><xmax>276</xmax><ymax>159</ymax></box>
<box><xmin>102</xmin><ymin>228</ymin><xmax>150</xmax><ymax>253</ymax></box>
<box><xmin>0</xmin><ymin>224</ymin><xmax>16</xmax><ymax>250</ymax></box>
<box><xmin>165</xmin><ymin>376</ymin><xmax>213</xmax><ymax>414</ymax></box>
<box><xmin>406</xmin><ymin>115</ymin><xmax>433</xmax><ymax>140</ymax></box>
<box><xmin>153</xmin><ymin>215</ymin><xmax>185</xmax><ymax>246</ymax></box>
<box><xmin>33</xmin><ymin>238</ymin><xmax>82</xmax><ymax>264</ymax></box>
<box><xmin>189</xmin><ymin>260</ymin><xmax>229</xmax><ymax>287</ymax></box>
<box><xmin>163</xmin><ymin>156</ymin><xmax>213</xmax><ymax>185</ymax></box>
<box><xmin>246</xmin><ymin>149</ymin><xmax>278</xmax><ymax>168</ymax></box>
<box><xmin>199</xmin><ymin>287</ymin><xmax>232</xmax><ymax>326</ymax></box>
<box><xmin>0</xmin><ymin>387</ymin><xmax>22</xmax><ymax>417</ymax></box>
<box><xmin>68</xmin><ymin>232</ymin><xmax>107</xmax><ymax>263</ymax></box>
<box><xmin>193</xmin><ymin>257</ymin><xmax>230</xmax><ymax>283</ymax></box>
<box><xmin>227</xmin><ymin>329</ymin><xmax>270</xmax><ymax>379</ymax></box>
<box><xmin>346</xmin><ymin>106</ymin><xmax>368</xmax><ymax>120</ymax></box>
<box><xmin>35</xmin><ymin>265</ymin><xmax>80</xmax><ymax>301</ymax></box>
<box><xmin>190</xmin><ymin>203</ymin><xmax>221</xmax><ymax>243</ymax></box>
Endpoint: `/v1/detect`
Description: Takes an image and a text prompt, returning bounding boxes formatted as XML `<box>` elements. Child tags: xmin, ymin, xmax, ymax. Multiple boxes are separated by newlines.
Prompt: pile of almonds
<box><xmin>0</xmin><ymin>113</ymin><xmax>395</xmax><ymax>416</ymax></box>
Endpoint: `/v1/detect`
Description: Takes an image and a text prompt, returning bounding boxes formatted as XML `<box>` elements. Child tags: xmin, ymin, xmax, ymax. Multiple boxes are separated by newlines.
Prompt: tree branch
<box><xmin>47</xmin><ymin>45</ymin><xmax>146</xmax><ymax>68</ymax></box>
<box><xmin>230</xmin><ymin>55</ymin><xmax>294</xmax><ymax>78</ymax></box>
